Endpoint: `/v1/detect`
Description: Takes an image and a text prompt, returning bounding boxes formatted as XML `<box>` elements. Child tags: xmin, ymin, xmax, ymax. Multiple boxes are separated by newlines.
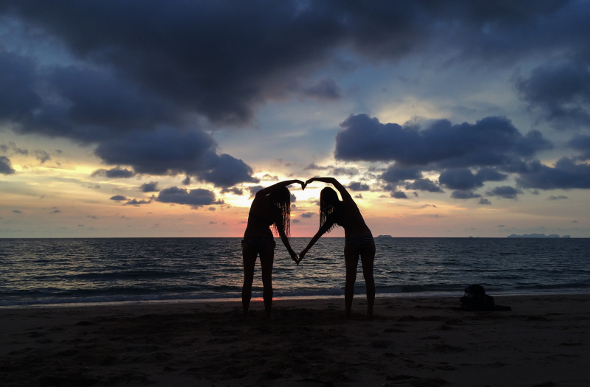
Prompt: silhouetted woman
<box><xmin>242</xmin><ymin>179</ymin><xmax>303</xmax><ymax>318</ymax></box>
<box><xmin>300</xmin><ymin>177</ymin><xmax>375</xmax><ymax>317</ymax></box>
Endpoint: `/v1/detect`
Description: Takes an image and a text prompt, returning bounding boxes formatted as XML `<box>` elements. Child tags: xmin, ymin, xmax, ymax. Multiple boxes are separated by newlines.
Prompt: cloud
<box><xmin>1</xmin><ymin>0</ymin><xmax>588</xmax><ymax>132</ymax></box>
<box><xmin>405</xmin><ymin>178</ymin><xmax>443</xmax><ymax>193</ymax></box>
<box><xmin>248</xmin><ymin>186</ymin><xmax>264</xmax><ymax>198</ymax></box>
<box><xmin>391</xmin><ymin>191</ymin><xmax>408</xmax><ymax>199</ymax></box>
<box><xmin>124</xmin><ymin>198</ymin><xmax>153</xmax><ymax>206</ymax></box>
<box><xmin>140</xmin><ymin>182</ymin><xmax>159</xmax><ymax>192</ymax></box>
<box><xmin>110</xmin><ymin>195</ymin><xmax>127</xmax><ymax>201</ymax></box>
<box><xmin>516</xmin><ymin>158</ymin><xmax>590</xmax><ymax>190</ymax></box>
<box><xmin>439</xmin><ymin>167</ymin><xmax>507</xmax><ymax>191</ymax></box>
<box><xmin>94</xmin><ymin>129</ymin><xmax>257</xmax><ymax>187</ymax></box>
<box><xmin>335</xmin><ymin>114</ymin><xmax>552</xmax><ymax>168</ymax></box>
<box><xmin>478</xmin><ymin>198</ymin><xmax>492</xmax><ymax>205</ymax></box>
<box><xmin>300</xmin><ymin>78</ymin><xmax>342</xmax><ymax>100</ymax></box>
<box><xmin>221</xmin><ymin>187</ymin><xmax>243</xmax><ymax>196</ymax></box>
<box><xmin>157</xmin><ymin>186</ymin><xmax>221</xmax><ymax>208</ymax></box>
<box><xmin>381</xmin><ymin>165</ymin><xmax>423</xmax><ymax>185</ymax></box>
<box><xmin>547</xmin><ymin>195</ymin><xmax>568</xmax><ymax>200</ymax></box>
<box><xmin>301</xmin><ymin>212</ymin><xmax>315</xmax><ymax>218</ymax></box>
<box><xmin>348</xmin><ymin>182</ymin><xmax>370</xmax><ymax>191</ymax></box>
<box><xmin>0</xmin><ymin>142</ymin><xmax>28</xmax><ymax>156</ymax></box>
<box><xmin>0</xmin><ymin>156</ymin><xmax>15</xmax><ymax>174</ymax></box>
<box><xmin>0</xmin><ymin>0</ymin><xmax>590</xmax><ymax>137</ymax></box>
<box><xmin>486</xmin><ymin>186</ymin><xmax>521</xmax><ymax>199</ymax></box>
<box><xmin>34</xmin><ymin>150</ymin><xmax>51</xmax><ymax>163</ymax></box>
<box><xmin>202</xmin><ymin>153</ymin><xmax>259</xmax><ymax>188</ymax></box>
<box><xmin>0</xmin><ymin>51</ymin><xmax>41</xmax><ymax>122</ymax></box>
<box><xmin>92</xmin><ymin>167</ymin><xmax>136</xmax><ymax>179</ymax></box>
<box><xmin>515</xmin><ymin>59</ymin><xmax>590</xmax><ymax>129</ymax></box>
<box><xmin>451</xmin><ymin>191</ymin><xmax>481</xmax><ymax>199</ymax></box>
<box><xmin>567</xmin><ymin>135</ymin><xmax>590</xmax><ymax>160</ymax></box>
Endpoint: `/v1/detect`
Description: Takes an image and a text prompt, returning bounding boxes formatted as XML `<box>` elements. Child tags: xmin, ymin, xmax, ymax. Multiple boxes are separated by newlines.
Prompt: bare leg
<box><xmin>242</xmin><ymin>243</ymin><xmax>257</xmax><ymax>318</ymax></box>
<box><xmin>259</xmin><ymin>244</ymin><xmax>275</xmax><ymax>319</ymax></box>
<box><xmin>344</xmin><ymin>243</ymin><xmax>359</xmax><ymax>318</ymax></box>
<box><xmin>360</xmin><ymin>241</ymin><xmax>376</xmax><ymax>318</ymax></box>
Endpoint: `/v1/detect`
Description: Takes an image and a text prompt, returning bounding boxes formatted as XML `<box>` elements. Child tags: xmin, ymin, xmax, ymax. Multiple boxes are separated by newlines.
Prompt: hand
<box><xmin>290</xmin><ymin>251</ymin><xmax>299</xmax><ymax>265</ymax></box>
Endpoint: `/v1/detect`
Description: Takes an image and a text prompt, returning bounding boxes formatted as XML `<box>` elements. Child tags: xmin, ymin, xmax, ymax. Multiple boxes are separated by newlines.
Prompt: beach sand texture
<box><xmin>1</xmin><ymin>295</ymin><xmax>589</xmax><ymax>386</ymax></box>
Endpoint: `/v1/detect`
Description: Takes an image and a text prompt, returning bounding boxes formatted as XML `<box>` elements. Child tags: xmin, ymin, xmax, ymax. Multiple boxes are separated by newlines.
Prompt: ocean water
<box><xmin>1</xmin><ymin>237</ymin><xmax>589</xmax><ymax>307</ymax></box>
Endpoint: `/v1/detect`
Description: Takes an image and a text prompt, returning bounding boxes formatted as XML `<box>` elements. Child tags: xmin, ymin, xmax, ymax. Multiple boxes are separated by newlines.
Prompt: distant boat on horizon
<box><xmin>507</xmin><ymin>233</ymin><xmax>570</xmax><ymax>238</ymax></box>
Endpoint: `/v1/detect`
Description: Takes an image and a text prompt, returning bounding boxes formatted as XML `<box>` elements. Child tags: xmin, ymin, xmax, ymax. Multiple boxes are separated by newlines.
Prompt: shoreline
<box><xmin>2</xmin><ymin>294</ymin><xmax>589</xmax><ymax>386</ymax></box>
<box><xmin>3</xmin><ymin>289</ymin><xmax>590</xmax><ymax>309</ymax></box>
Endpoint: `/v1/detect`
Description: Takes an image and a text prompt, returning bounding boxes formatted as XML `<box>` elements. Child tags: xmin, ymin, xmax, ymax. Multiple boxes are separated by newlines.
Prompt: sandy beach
<box><xmin>1</xmin><ymin>294</ymin><xmax>589</xmax><ymax>386</ymax></box>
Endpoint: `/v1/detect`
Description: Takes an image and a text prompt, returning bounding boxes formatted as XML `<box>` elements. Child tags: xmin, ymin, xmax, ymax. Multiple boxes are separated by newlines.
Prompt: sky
<box><xmin>1</xmin><ymin>0</ymin><xmax>590</xmax><ymax>238</ymax></box>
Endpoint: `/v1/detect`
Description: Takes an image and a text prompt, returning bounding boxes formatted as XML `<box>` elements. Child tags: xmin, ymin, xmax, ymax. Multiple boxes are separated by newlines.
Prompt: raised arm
<box><xmin>276</xmin><ymin>225</ymin><xmax>300</xmax><ymax>264</ymax></box>
<box><xmin>305</xmin><ymin>177</ymin><xmax>353</xmax><ymax>202</ymax></box>
<box><xmin>256</xmin><ymin>179</ymin><xmax>304</xmax><ymax>196</ymax></box>
<box><xmin>299</xmin><ymin>217</ymin><xmax>335</xmax><ymax>263</ymax></box>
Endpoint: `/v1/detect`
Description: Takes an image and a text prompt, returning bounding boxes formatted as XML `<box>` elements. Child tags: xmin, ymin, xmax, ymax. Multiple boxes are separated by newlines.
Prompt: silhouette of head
<box><xmin>268</xmin><ymin>186</ymin><xmax>291</xmax><ymax>236</ymax></box>
<box><xmin>320</xmin><ymin>187</ymin><xmax>340</xmax><ymax>233</ymax></box>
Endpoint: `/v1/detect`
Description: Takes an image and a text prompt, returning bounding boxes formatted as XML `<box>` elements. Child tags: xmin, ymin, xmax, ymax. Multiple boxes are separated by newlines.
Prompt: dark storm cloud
<box><xmin>1</xmin><ymin>0</ymin><xmax>587</xmax><ymax>195</ymax></box>
<box><xmin>439</xmin><ymin>167</ymin><xmax>508</xmax><ymax>191</ymax></box>
<box><xmin>439</xmin><ymin>169</ymin><xmax>483</xmax><ymax>191</ymax></box>
<box><xmin>0</xmin><ymin>51</ymin><xmax>41</xmax><ymax>122</ymax></box>
<box><xmin>301</xmin><ymin>78</ymin><xmax>342</xmax><ymax>100</ymax></box>
<box><xmin>568</xmin><ymin>135</ymin><xmax>590</xmax><ymax>160</ymax></box>
<box><xmin>94</xmin><ymin>129</ymin><xmax>257</xmax><ymax>188</ymax></box>
<box><xmin>201</xmin><ymin>153</ymin><xmax>259</xmax><ymax>188</ymax></box>
<box><xmin>92</xmin><ymin>167</ymin><xmax>136</xmax><ymax>179</ymax></box>
<box><xmin>517</xmin><ymin>158</ymin><xmax>590</xmax><ymax>190</ymax></box>
<box><xmin>451</xmin><ymin>191</ymin><xmax>481</xmax><ymax>200</ymax></box>
<box><xmin>157</xmin><ymin>187</ymin><xmax>221</xmax><ymax>208</ymax></box>
<box><xmin>335</xmin><ymin>114</ymin><xmax>552</xmax><ymax>167</ymax></box>
<box><xmin>515</xmin><ymin>58</ymin><xmax>590</xmax><ymax>129</ymax></box>
<box><xmin>381</xmin><ymin>165</ymin><xmax>423</xmax><ymax>185</ymax></box>
<box><xmin>45</xmin><ymin>66</ymin><xmax>178</xmax><ymax>138</ymax></box>
<box><xmin>348</xmin><ymin>182</ymin><xmax>370</xmax><ymax>191</ymax></box>
<box><xmin>140</xmin><ymin>182</ymin><xmax>159</xmax><ymax>193</ymax></box>
<box><xmin>2</xmin><ymin>0</ymin><xmax>585</xmax><ymax>129</ymax></box>
<box><xmin>0</xmin><ymin>156</ymin><xmax>15</xmax><ymax>174</ymax></box>
<box><xmin>486</xmin><ymin>186</ymin><xmax>521</xmax><ymax>199</ymax></box>
<box><xmin>221</xmin><ymin>187</ymin><xmax>243</xmax><ymax>196</ymax></box>
<box><xmin>404</xmin><ymin>178</ymin><xmax>443</xmax><ymax>193</ymax></box>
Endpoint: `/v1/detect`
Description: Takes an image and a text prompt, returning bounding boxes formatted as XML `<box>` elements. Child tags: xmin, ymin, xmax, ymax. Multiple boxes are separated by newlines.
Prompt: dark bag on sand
<box><xmin>460</xmin><ymin>284</ymin><xmax>495</xmax><ymax>311</ymax></box>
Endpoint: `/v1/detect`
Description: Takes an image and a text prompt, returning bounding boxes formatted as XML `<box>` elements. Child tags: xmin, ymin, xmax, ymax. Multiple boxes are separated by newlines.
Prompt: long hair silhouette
<box><xmin>319</xmin><ymin>187</ymin><xmax>340</xmax><ymax>234</ymax></box>
<box><xmin>269</xmin><ymin>186</ymin><xmax>291</xmax><ymax>237</ymax></box>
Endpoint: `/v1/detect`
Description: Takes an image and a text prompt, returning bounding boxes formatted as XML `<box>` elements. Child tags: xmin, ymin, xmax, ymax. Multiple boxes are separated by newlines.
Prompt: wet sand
<box><xmin>1</xmin><ymin>295</ymin><xmax>589</xmax><ymax>386</ymax></box>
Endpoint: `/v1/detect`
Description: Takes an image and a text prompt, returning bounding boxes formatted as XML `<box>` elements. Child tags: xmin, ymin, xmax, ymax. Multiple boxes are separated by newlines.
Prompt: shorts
<box><xmin>241</xmin><ymin>237</ymin><xmax>276</xmax><ymax>254</ymax></box>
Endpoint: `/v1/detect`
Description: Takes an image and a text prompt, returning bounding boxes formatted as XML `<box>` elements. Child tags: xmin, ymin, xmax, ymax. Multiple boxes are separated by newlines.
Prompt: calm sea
<box><xmin>1</xmin><ymin>237</ymin><xmax>589</xmax><ymax>307</ymax></box>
